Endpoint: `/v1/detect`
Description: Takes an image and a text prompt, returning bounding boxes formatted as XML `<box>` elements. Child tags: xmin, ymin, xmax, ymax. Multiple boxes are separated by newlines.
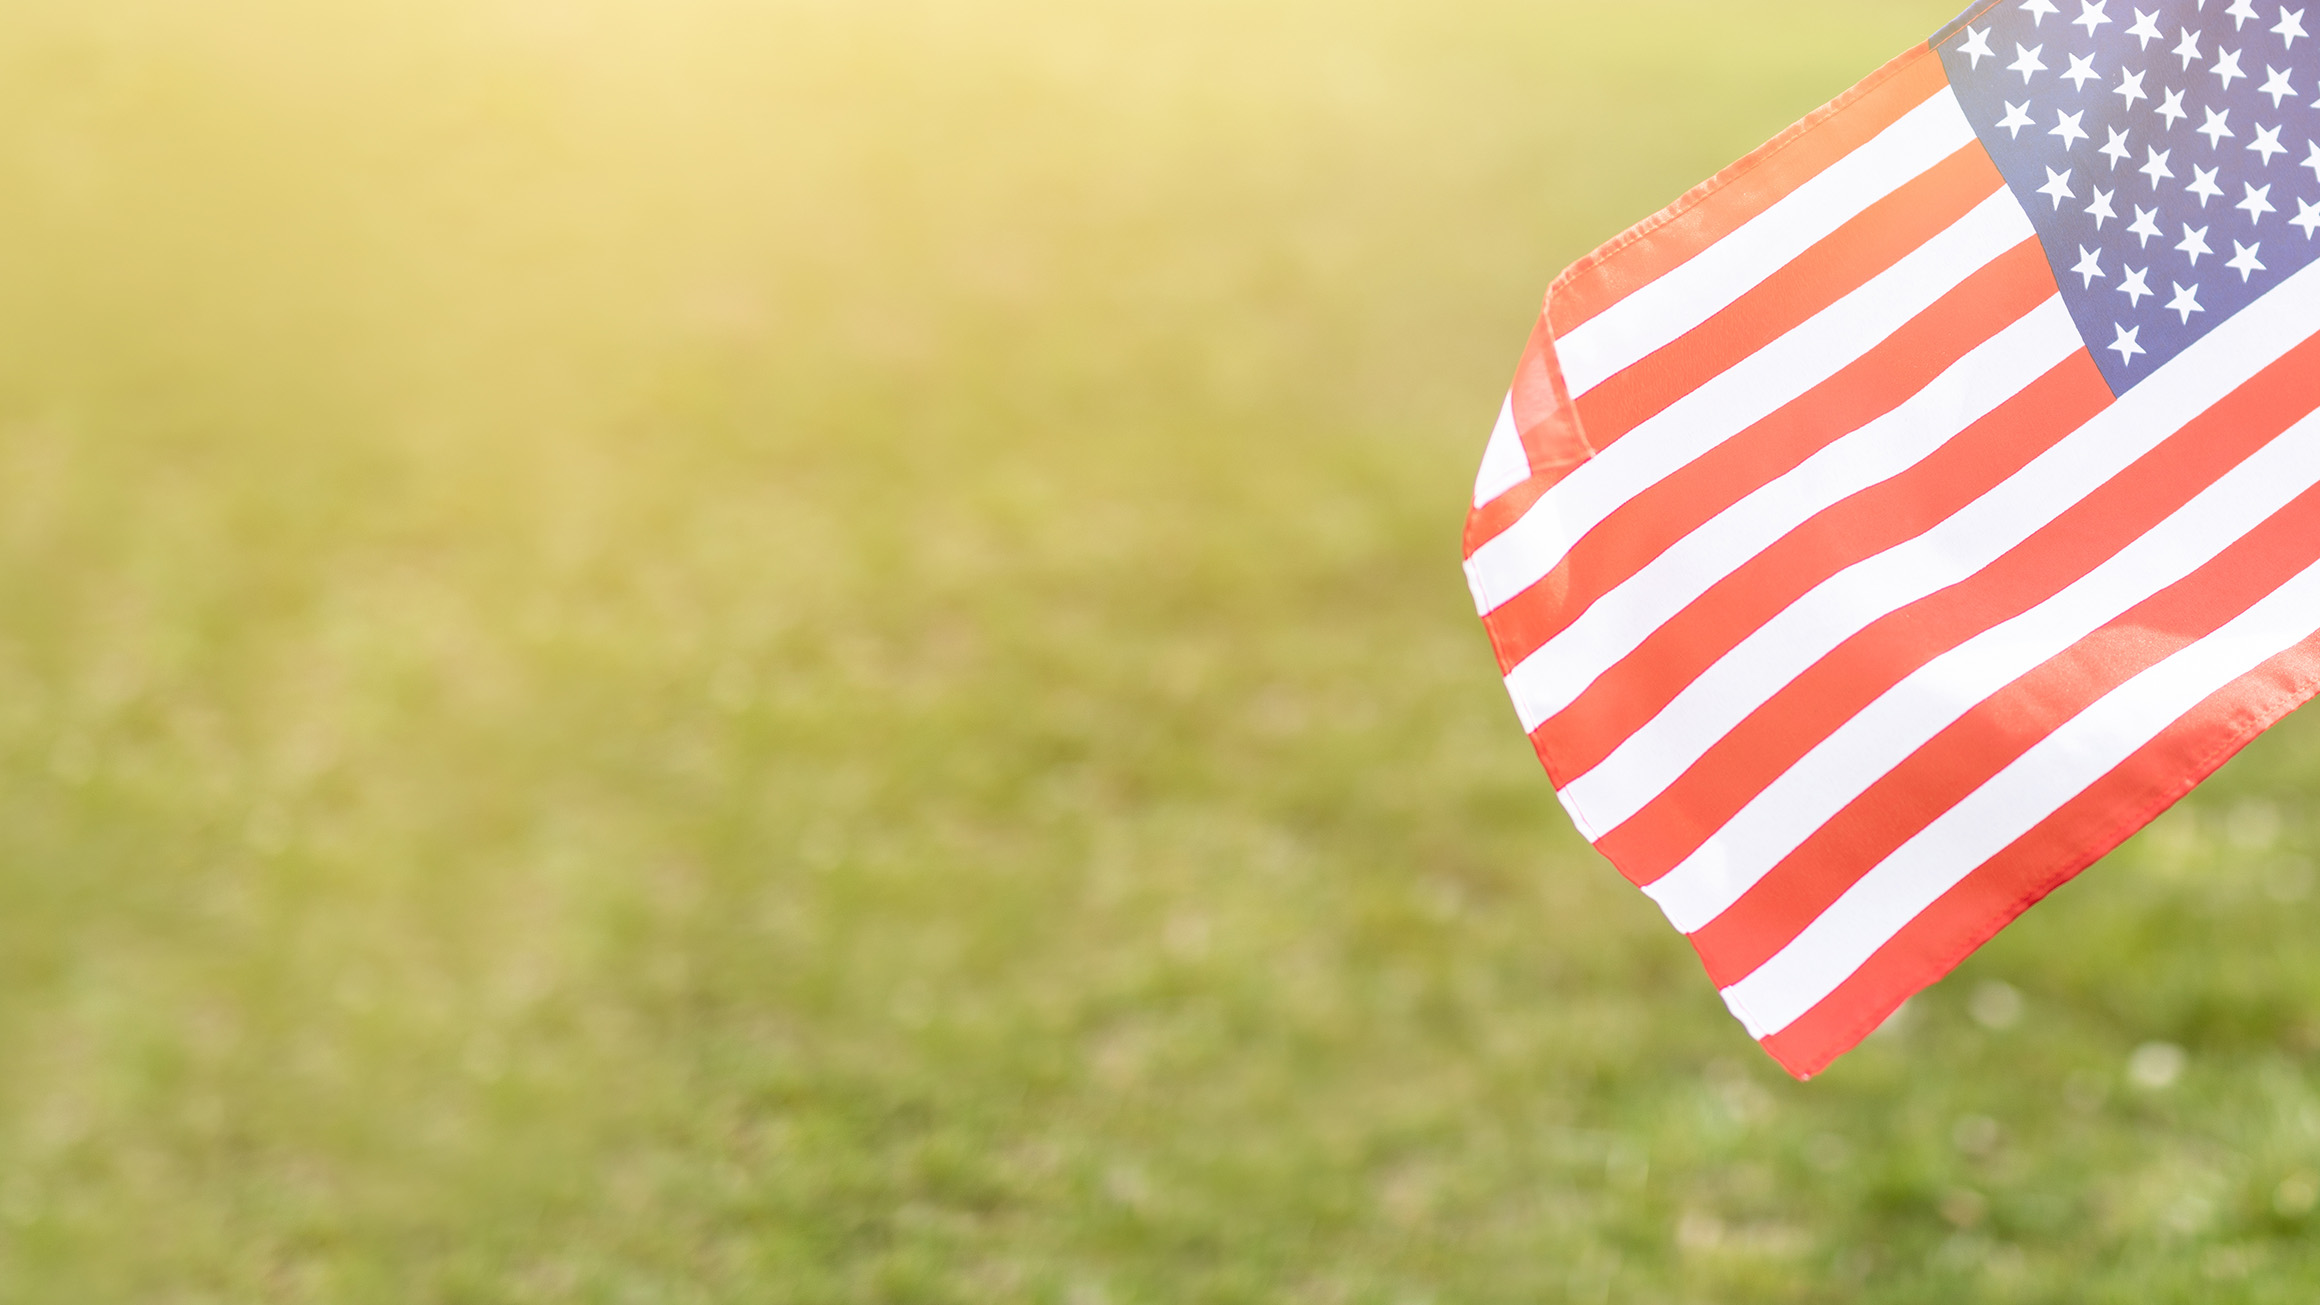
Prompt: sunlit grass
<box><xmin>0</xmin><ymin>0</ymin><xmax>2316</xmax><ymax>1299</ymax></box>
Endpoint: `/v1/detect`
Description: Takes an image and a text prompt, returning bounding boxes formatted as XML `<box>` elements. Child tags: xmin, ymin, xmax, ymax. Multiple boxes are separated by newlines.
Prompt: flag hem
<box><xmin>1543</xmin><ymin>45</ymin><xmax>1941</xmax><ymax>319</ymax></box>
<box><xmin>1766</xmin><ymin>638</ymin><xmax>2320</xmax><ymax>1079</ymax></box>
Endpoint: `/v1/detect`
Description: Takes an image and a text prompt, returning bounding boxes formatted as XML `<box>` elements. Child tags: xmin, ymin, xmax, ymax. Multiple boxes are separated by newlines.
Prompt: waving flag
<box><xmin>1467</xmin><ymin>0</ymin><xmax>2320</xmax><ymax>1078</ymax></box>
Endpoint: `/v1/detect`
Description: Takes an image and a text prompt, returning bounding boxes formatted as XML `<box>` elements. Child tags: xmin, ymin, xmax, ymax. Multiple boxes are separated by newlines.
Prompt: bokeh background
<box><xmin>3</xmin><ymin>0</ymin><xmax>2319</xmax><ymax>1298</ymax></box>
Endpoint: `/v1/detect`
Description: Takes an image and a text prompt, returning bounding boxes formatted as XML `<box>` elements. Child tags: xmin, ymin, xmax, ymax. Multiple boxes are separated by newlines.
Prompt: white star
<box><xmin>2278</xmin><ymin>7</ymin><xmax>2311</xmax><ymax>47</ymax></box>
<box><xmin>1999</xmin><ymin>100</ymin><xmax>2038</xmax><ymax>138</ymax></box>
<box><xmin>2076</xmin><ymin>0</ymin><xmax>2115</xmax><ymax>34</ymax></box>
<box><xmin>2227</xmin><ymin>0</ymin><xmax>2262</xmax><ymax>27</ymax></box>
<box><xmin>2110</xmin><ymin>322</ymin><xmax>2147</xmax><ymax>365</ymax></box>
<box><xmin>2166</xmin><ymin>281</ymin><xmax>2206</xmax><ymax>323</ymax></box>
<box><xmin>2129</xmin><ymin>8</ymin><xmax>2166</xmax><ymax>47</ymax></box>
<box><xmin>2063</xmin><ymin>53</ymin><xmax>2103</xmax><ymax>90</ymax></box>
<box><xmin>2120</xmin><ymin>263</ymin><xmax>2156</xmax><ymax>303</ymax></box>
<box><xmin>2178</xmin><ymin>222</ymin><xmax>2216</xmax><ymax>263</ymax></box>
<box><xmin>2248</xmin><ymin>122</ymin><xmax>2288</xmax><ymax>163</ymax></box>
<box><xmin>2188</xmin><ymin>164</ymin><xmax>2226</xmax><ymax>204</ymax></box>
<box><xmin>2040</xmin><ymin>165</ymin><xmax>2078</xmax><ymax>207</ymax></box>
<box><xmin>2141</xmin><ymin>145</ymin><xmax>2176</xmax><ymax>186</ymax></box>
<box><xmin>2075</xmin><ymin>244</ymin><xmax>2108</xmax><ymax>285</ymax></box>
<box><xmin>2102</xmin><ymin>125</ymin><xmax>2135</xmax><ymax>167</ymax></box>
<box><xmin>2198</xmin><ymin>105</ymin><xmax>2236</xmax><ymax>147</ymax></box>
<box><xmin>2023</xmin><ymin>0</ymin><xmax>2062</xmax><ymax>23</ymax></box>
<box><xmin>2239</xmin><ymin>180</ymin><xmax>2277</xmax><ymax>221</ymax></box>
<box><xmin>2117</xmin><ymin>68</ymin><xmax>2151</xmax><ymax>106</ymax></box>
<box><xmin>2260</xmin><ymin>65</ymin><xmax>2299</xmax><ymax>106</ymax></box>
<box><xmin>2012</xmin><ymin>42</ymin><xmax>2050</xmax><ymax>81</ymax></box>
<box><xmin>2130</xmin><ymin>204</ymin><xmax>2166</xmax><ymax>245</ymax></box>
<box><xmin>2214</xmin><ymin>46</ymin><xmax>2249</xmax><ymax>87</ymax></box>
<box><xmin>2158</xmin><ymin>86</ymin><xmax>2191</xmax><ymax>127</ymax></box>
<box><xmin>2294</xmin><ymin>196</ymin><xmax>2320</xmax><ymax>237</ymax></box>
<box><xmin>2307</xmin><ymin>140</ymin><xmax>2320</xmax><ymax>182</ymax></box>
<box><xmin>1958</xmin><ymin>25</ymin><xmax>1996</xmax><ymax>67</ymax></box>
<box><xmin>2089</xmin><ymin>186</ymin><xmax>2120</xmax><ymax>227</ymax></box>
<box><xmin>2176</xmin><ymin>27</ymin><xmax>2205</xmax><ymax>69</ymax></box>
<box><xmin>2052</xmin><ymin>108</ymin><xmax>2091</xmax><ymax>148</ymax></box>
<box><xmin>2227</xmin><ymin>239</ymin><xmax>2267</xmax><ymax>279</ymax></box>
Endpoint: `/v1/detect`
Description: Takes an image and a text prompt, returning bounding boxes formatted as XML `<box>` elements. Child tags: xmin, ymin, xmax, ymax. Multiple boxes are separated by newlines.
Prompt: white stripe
<box><xmin>1723</xmin><ymin>545</ymin><xmax>2320</xmax><ymax>1038</ymax></box>
<box><xmin>1559</xmin><ymin>253</ymin><xmax>2320</xmax><ymax>837</ymax></box>
<box><xmin>1473</xmin><ymin>393</ymin><xmax>1531</xmax><ymax>511</ymax></box>
<box><xmin>1648</xmin><ymin>405</ymin><xmax>2320</xmax><ymax>933</ymax></box>
<box><xmin>1463</xmin><ymin>187</ymin><xmax>2027</xmax><ymax>616</ymax></box>
<box><xmin>1504</xmin><ymin>297</ymin><xmax>2078</xmax><ymax>732</ymax></box>
<box><xmin>1556</xmin><ymin>89</ymin><xmax>1978</xmax><ymax>398</ymax></box>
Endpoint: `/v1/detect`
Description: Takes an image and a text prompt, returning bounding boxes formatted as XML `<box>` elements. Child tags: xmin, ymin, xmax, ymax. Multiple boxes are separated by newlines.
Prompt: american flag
<box><xmin>1466</xmin><ymin>0</ymin><xmax>2320</xmax><ymax>1078</ymax></box>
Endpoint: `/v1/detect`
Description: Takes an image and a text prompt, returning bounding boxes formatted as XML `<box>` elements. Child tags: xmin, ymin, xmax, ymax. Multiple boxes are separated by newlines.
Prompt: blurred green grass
<box><xmin>1</xmin><ymin>0</ymin><xmax>2319</xmax><ymax>1299</ymax></box>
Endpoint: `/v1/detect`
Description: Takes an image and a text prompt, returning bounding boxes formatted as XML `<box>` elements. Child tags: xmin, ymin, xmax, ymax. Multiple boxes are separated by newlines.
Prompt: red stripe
<box><xmin>1485</xmin><ymin>234</ymin><xmax>2051</xmax><ymax>687</ymax></box>
<box><xmin>1689</xmin><ymin>479</ymin><xmax>2320</xmax><ymax>986</ymax></box>
<box><xmin>1572</xmin><ymin>145</ymin><xmax>2003</xmax><ymax>450</ymax></box>
<box><xmin>1759</xmin><ymin>633</ymin><xmax>2320</xmax><ymax>1080</ymax></box>
<box><xmin>1589</xmin><ymin>331</ymin><xmax>2320</xmax><ymax>886</ymax></box>
<box><xmin>1547</xmin><ymin>48</ymin><xmax>1952</xmax><ymax>337</ymax></box>
<box><xmin>1467</xmin><ymin>477</ymin><xmax>1552</xmax><ymax>580</ymax></box>
<box><xmin>1529</xmin><ymin>356</ymin><xmax>2109</xmax><ymax>804</ymax></box>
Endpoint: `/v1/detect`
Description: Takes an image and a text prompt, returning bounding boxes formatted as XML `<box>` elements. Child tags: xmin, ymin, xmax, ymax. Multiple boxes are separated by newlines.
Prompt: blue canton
<box><xmin>1936</xmin><ymin>0</ymin><xmax>2320</xmax><ymax>393</ymax></box>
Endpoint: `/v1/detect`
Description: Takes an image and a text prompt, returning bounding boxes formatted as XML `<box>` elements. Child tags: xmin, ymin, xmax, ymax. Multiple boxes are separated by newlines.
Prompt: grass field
<box><xmin>4</xmin><ymin>0</ymin><xmax>2320</xmax><ymax>1298</ymax></box>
